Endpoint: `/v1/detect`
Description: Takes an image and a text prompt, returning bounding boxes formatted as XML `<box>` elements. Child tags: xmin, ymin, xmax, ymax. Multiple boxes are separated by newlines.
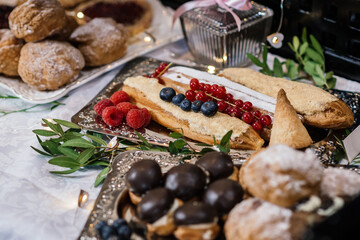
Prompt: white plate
<box><xmin>0</xmin><ymin>0</ymin><xmax>183</xmax><ymax>104</ymax></box>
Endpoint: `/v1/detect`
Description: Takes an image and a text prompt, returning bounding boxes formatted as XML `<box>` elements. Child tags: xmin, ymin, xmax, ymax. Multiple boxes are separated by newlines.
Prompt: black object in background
<box><xmin>303</xmin><ymin>194</ymin><xmax>360</xmax><ymax>240</ymax></box>
<box><xmin>160</xmin><ymin>0</ymin><xmax>190</xmax><ymax>9</ymax></box>
<box><xmin>254</xmin><ymin>0</ymin><xmax>360</xmax><ymax>82</ymax></box>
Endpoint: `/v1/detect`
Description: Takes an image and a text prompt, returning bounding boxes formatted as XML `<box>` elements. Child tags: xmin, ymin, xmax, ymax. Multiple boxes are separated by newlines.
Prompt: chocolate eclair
<box><xmin>196</xmin><ymin>151</ymin><xmax>238</xmax><ymax>182</ymax></box>
<box><xmin>173</xmin><ymin>201</ymin><xmax>220</xmax><ymax>240</ymax></box>
<box><xmin>125</xmin><ymin>159</ymin><xmax>162</xmax><ymax>204</ymax></box>
<box><xmin>164</xmin><ymin>164</ymin><xmax>208</xmax><ymax>201</ymax></box>
<box><xmin>203</xmin><ymin>179</ymin><xmax>244</xmax><ymax>218</ymax></box>
<box><xmin>136</xmin><ymin>188</ymin><xmax>181</xmax><ymax>236</ymax></box>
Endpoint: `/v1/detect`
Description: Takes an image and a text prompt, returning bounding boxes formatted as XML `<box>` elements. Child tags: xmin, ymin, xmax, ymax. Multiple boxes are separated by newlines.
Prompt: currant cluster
<box><xmin>145</xmin><ymin>62</ymin><xmax>169</xmax><ymax>78</ymax></box>
<box><xmin>185</xmin><ymin>78</ymin><xmax>272</xmax><ymax>131</ymax></box>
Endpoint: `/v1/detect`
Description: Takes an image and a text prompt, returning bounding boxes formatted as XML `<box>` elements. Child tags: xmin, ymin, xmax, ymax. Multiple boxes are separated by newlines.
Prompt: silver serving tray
<box><xmin>0</xmin><ymin>0</ymin><xmax>182</xmax><ymax>104</ymax></box>
<box><xmin>78</xmin><ymin>150</ymin><xmax>182</xmax><ymax>239</ymax></box>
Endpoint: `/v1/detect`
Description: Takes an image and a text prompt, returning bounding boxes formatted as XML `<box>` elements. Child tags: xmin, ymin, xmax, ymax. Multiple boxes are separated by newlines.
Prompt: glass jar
<box><xmin>180</xmin><ymin>2</ymin><xmax>273</xmax><ymax>68</ymax></box>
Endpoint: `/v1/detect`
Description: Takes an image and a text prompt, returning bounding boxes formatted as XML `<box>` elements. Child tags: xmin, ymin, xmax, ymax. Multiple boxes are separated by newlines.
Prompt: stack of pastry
<box><xmin>0</xmin><ymin>0</ymin><xmax>152</xmax><ymax>90</ymax></box>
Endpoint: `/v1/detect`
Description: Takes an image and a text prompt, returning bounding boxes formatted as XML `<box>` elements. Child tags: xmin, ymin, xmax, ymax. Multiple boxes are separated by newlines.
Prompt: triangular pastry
<box><xmin>269</xmin><ymin>89</ymin><xmax>313</xmax><ymax>148</ymax></box>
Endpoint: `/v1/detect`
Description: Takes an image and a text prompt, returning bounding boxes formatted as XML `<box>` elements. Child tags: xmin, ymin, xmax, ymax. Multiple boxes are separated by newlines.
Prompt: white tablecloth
<box><xmin>0</xmin><ymin>39</ymin><xmax>360</xmax><ymax>240</ymax></box>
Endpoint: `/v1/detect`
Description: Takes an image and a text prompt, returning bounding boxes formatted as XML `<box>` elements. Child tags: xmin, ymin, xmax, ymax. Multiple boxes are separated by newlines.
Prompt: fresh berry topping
<box><xmin>229</xmin><ymin>107</ymin><xmax>242</xmax><ymax>118</ymax></box>
<box><xmin>96</xmin><ymin>222</ymin><xmax>117</xmax><ymax>240</ymax></box>
<box><xmin>140</xmin><ymin>108</ymin><xmax>151</xmax><ymax>127</ymax></box>
<box><xmin>172</xmin><ymin>93</ymin><xmax>186</xmax><ymax>106</ymax></box>
<box><xmin>102</xmin><ymin>106</ymin><xmax>124</xmax><ymax>127</ymax></box>
<box><xmin>224</xmin><ymin>106</ymin><xmax>232</xmax><ymax>115</ymax></box>
<box><xmin>215</xmin><ymin>86</ymin><xmax>226</xmax><ymax>99</ymax></box>
<box><xmin>191</xmin><ymin>100</ymin><xmax>203</xmax><ymax>112</ymax></box>
<box><xmin>154</xmin><ymin>68</ymin><xmax>162</xmax><ymax>76</ymax></box>
<box><xmin>126</xmin><ymin>109</ymin><xmax>145</xmax><ymax>129</ymax></box>
<box><xmin>160</xmin><ymin>87</ymin><xmax>176</xmax><ymax>102</ymax></box>
<box><xmin>180</xmin><ymin>99</ymin><xmax>192</xmax><ymax>111</ymax></box>
<box><xmin>201</xmin><ymin>101</ymin><xmax>218</xmax><ymax>117</ymax></box>
<box><xmin>210</xmin><ymin>84</ymin><xmax>218</xmax><ymax>96</ymax></box>
<box><xmin>243</xmin><ymin>101</ymin><xmax>253</xmax><ymax>111</ymax></box>
<box><xmin>94</xmin><ymin>99</ymin><xmax>114</xmax><ymax>116</ymax></box>
<box><xmin>110</xmin><ymin>91</ymin><xmax>130</xmax><ymax>105</ymax></box>
<box><xmin>116</xmin><ymin>102</ymin><xmax>138</xmax><ymax>116</ymax></box>
<box><xmin>190</xmin><ymin>78</ymin><xmax>200</xmax><ymax>91</ymax></box>
<box><xmin>260</xmin><ymin>115</ymin><xmax>272</xmax><ymax>126</ymax></box>
<box><xmin>217</xmin><ymin>101</ymin><xmax>228</xmax><ymax>112</ymax></box>
<box><xmin>204</xmin><ymin>84</ymin><xmax>212</xmax><ymax>93</ymax></box>
<box><xmin>252</xmin><ymin>110</ymin><xmax>261</xmax><ymax>118</ymax></box>
<box><xmin>234</xmin><ymin>99</ymin><xmax>244</xmax><ymax>108</ymax></box>
<box><xmin>252</xmin><ymin>121</ymin><xmax>263</xmax><ymax>131</ymax></box>
<box><xmin>224</xmin><ymin>93</ymin><xmax>234</xmax><ymax>103</ymax></box>
<box><xmin>185</xmin><ymin>90</ymin><xmax>196</xmax><ymax>102</ymax></box>
<box><xmin>159</xmin><ymin>62</ymin><xmax>168</xmax><ymax>70</ymax></box>
<box><xmin>199</xmin><ymin>83</ymin><xmax>206</xmax><ymax>91</ymax></box>
<box><xmin>242</xmin><ymin>112</ymin><xmax>254</xmax><ymax>124</ymax></box>
<box><xmin>113</xmin><ymin>219</ymin><xmax>132</xmax><ymax>240</ymax></box>
<box><xmin>196</xmin><ymin>91</ymin><xmax>208</xmax><ymax>102</ymax></box>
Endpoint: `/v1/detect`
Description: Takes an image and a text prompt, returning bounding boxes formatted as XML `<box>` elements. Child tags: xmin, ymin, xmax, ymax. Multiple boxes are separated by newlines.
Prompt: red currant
<box><xmin>204</xmin><ymin>84</ymin><xmax>212</xmax><ymax>93</ymax></box>
<box><xmin>211</xmin><ymin>84</ymin><xmax>218</xmax><ymax>96</ymax></box>
<box><xmin>185</xmin><ymin>90</ymin><xmax>196</xmax><ymax>102</ymax></box>
<box><xmin>252</xmin><ymin>121</ymin><xmax>263</xmax><ymax>131</ymax></box>
<box><xmin>260</xmin><ymin>115</ymin><xmax>272</xmax><ymax>126</ymax></box>
<box><xmin>190</xmin><ymin>78</ymin><xmax>200</xmax><ymax>91</ymax></box>
<box><xmin>196</xmin><ymin>91</ymin><xmax>208</xmax><ymax>102</ymax></box>
<box><xmin>154</xmin><ymin>68</ymin><xmax>162</xmax><ymax>76</ymax></box>
<box><xmin>159</xmin><ymin>62</ymin><xmax>168</xmax><ymax>71</ymax></box>
<box><xmin>229</xmin><ymin>107</ymin><xmax>242</xmax><ymax>118</ymax></box>
<box><xmin>224</xmin><ymin>106</ymin><xmax>232</xmax><ymax>115</ymax></box>
<box><xmin>243</xmin><ymin>101</ymin><xmax>253</xmax><ymax>111</ymax></box>
<box><xmin>234</xmin><ymin>99</ymin><xmax>243</xmax><ymax>108</ymax></box>
<box><xmin>217</xmin><ymin>101</ymin><xmax>228</xmax><ymax>112</ymax></box>
<box><xmin>199</xmin><ymin>83</ymin><xmax>205</xmax><ymax>91</ymax></box>
<box><xmin>224</xmin><ymin>93</ymin><xmax>234</xmax><ymax>103</ymax></box>
<box><xmin>216</xmin><ymin>86</ymin><xmax>226</xmax><ymax>99</ymax></box>
<box><xmin>242</xmin><ymin>112</ymin><xmax>254</xmax><ymax>124</ymax></box>
<box><xmin>252</xmin><ymin>110</ymin><xmax>261</xmax><ymax>118</ymax></box>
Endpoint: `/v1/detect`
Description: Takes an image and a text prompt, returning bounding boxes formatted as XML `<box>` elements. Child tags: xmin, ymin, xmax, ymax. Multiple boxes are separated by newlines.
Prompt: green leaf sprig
<box><xmin>32</xmin><ymin>118</ymin><xmax>234</xmax><ymax>186</ymax></box>
<box><xmin>333</xmin><ymin>130</ymin><xmax>360</xmax><ymax>164</ymax></box>
<box><xmin>247</xmin><ymin>28</ymin><xmax>336</xmax><ymax>89</ymax></box>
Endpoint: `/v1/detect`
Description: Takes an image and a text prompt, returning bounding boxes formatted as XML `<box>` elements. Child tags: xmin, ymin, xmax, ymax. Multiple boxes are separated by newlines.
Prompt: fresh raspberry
<box><xmin>126</xmin><ymin>109</ymin><xmax>145</xmax><ymax>129</ymax></box>
<box><xmin>94</xmin><ymin>99</ymin><xmax>114</xmax><ymax>116</ymax></box>
<box><xmin>102</xmin><ymin>106</ymin><xmax>124</xmax><ymax>127</ymax></box>
<box><xmin>110</xmin><ymin>91</ymin><xmax>130</xmax><ymax>105</ymax></box>
<box><xmin>116</xmin><ymin>102</ymin><xmax>138</xmax><ymax>116</ymax></box>
<box><xmin>140</xmin><ymin>108</ymin><xmax>151</xmax><ymax>127</ymax></box>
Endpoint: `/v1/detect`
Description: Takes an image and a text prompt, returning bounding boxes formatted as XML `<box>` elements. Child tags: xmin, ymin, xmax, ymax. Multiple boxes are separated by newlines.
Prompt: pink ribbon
<box><xmin>172</xmin><ymin>0</ymin><xmax>252</xmax><ymax>31</ymax></box>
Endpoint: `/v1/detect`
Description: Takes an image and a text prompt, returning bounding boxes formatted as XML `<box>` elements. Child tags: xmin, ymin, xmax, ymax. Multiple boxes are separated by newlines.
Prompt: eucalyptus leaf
<box><xmin>49</xmin><ymin>156</ymin><xmax>80</xmax><ymax>168</ymax></box>
<box><xmin>77</xmin><ymin>148</ymin><xmax>95</xmax><ymax>165</ymax></box>
<box><xmin>310</xmin><ymin>34</ymin><xmax>324</xmax><ymax>57</ymax></box>
<box><xmin>312</xmin><ymin>76</ymin><xmax>326</xmax><ymax>87</ymax></box>
<box><xmin>168</xmin><ymin>142</ymin><xmax>178</xmax><ymax>155</ymax></box>
<box><xmin>327</xmin><ymin>77</ymin><xmax>337</xmax><ymax>89</ymax></box>
<box><xmin>169</xmin><ymin>132</ymin><xmax>183</xmax><ymax>139</ymax></box>
<box><xmin>293</xmin><ymin>36</ymin><xmax>300</xmax><ymax>51</ymax></box>
<box><xmin>58</xmin><ymin>146</ymin><xmax>79</xmax><ymax>159</ymax></box>
<box><xmin>174</xmin><ymin>139</ymin><xmax>187</xmax><ymax>149</ymax></box>
<box><xmin>134</xmin><ymin>130</ymin><xmax>151</xmax><ymax>147</ymax></box>
<box><xmin>64</xmin><ymin>131</ymin><xmax>83</xmax><ymax>140</ymax></box>
<box><xmin>220</xmin><ymin>130</ymin><xmax>233</xmax><ymax>147</ymax></box>
<box><xmin>246</xmin><ymin>53</ymin><xmax>263</xmax><ymax>67</ymax></box>
<box><xmin>195</xmin><ymin>143</ymin><xmax>212</xmax><ymax>147</ymax></box>
<box><xmin>32</xmin><ymin>129</ymin><xmax>58</xmax><ymax>137</ymax></box>
<box><xmin>94</xmin><ymin>167</ymin><xmax>110</xmax><ymax>187</ymax></box>
<box><xmin>62</xmin><ymin>138</ymin><xmax>95</xmax><ymax>149</ymax></box>
<box><xmin>199</xmin><ymin>147</ymin><xmax>215</xmax><ymax>154</ymax></box>
<box><xmin>216</xmin><ymin>145</ymin><xmax>228</xmax><ymax>153</ymax></box>
<box><xmin>262</xmin><ymin>44</ymin><xmax>268</xmax><ymax>64</ymax></box>
<box><xmin>299</xmin><ymin>42</ymin><xmax>308</xmax><ymax>56</ymax></box>
<box><xmin>301</xmin><ymin>28</ymin><xmax>308</xmax><ymax>43</ymax></box>
<box><xmin>54</xmin><ymin>119</ymin><xmax>81</xmax><ymax>129</ymax></box>
<box><xmin>325</xmin><ymin>71</ymin><xmax>334</xmax><ymax>79</ymax></box>
<box><xmin>315</xmin><ymin>64</ymin><xmax>324</xmax><ymax>76</ymax></box>
<box><xmin>288</xmin><ymin>42</ymin><xmax>295</xmax><ymax>52</ymax></box>
<box><xmin>50</xmin><ymin>167</ymin><xmax>80</xmax><ymax>175</ymax></box>
<box><xmin>31</xmin><ymin>146</ymin><xmax>53</xmax><ymax>156</ymax></box>
<box><xmin>86</xmin><ymin>133</ymin><xmax>107</xmax><ymax>146</ymax></box>
<box><xmin>87</xmin><ymin>161</ymin><xmax>109</xmax><ymax>167</ymax></box>
<box><xmin>36</xmin><ymin>135</ymin><xmax>52</xmax><ymax>154</ymax></box>
<box><xmin>285</xmin><ymin>59</ymin><xmax>298</xmax><ymax>80</ymax></box>
<box><xmin>273</xmin><ymin>58</ymin><xmax>284</xmax><ymax>77</ymax></box>
<box><xmin>306</xmin><ymin>48</ymin><xmax>324</xmax><ymax>64</ymax></box>
<box><xmin>304</xmin><ymin>61</ymin><xmax>316</xmax><ymax>75</ymax></box>
<box><xmin>42</xmin><ymin>119</ymin><xmax>60</xmax><ymax>134</ymax></box>
<box><xmin>43</xmin><ymin>140</ymin><xmax>63</xmax><ymax>155</ymax></box>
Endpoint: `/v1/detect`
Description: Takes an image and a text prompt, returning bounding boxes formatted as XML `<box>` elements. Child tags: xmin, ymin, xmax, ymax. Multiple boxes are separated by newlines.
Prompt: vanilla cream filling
<box><xmin>124</xmin><ymin>76</ymin><xmax>249</xmax><ymax>141</ymax></box>
<box><xmin>152</xmin><ymin>198</ymin><xmax>181</xmax><ymax>227</ymax></box>
<box><xmin>163</xmin><ymin>66</ymin><xmax>277</xmax><ymax>113</ymax></box>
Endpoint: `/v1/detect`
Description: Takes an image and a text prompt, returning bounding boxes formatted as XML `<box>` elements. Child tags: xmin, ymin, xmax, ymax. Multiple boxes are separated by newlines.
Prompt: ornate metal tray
<box><xmin>78</xmin><ymin>150</ymin><xmax>182</xmax><ymax>239</ymax></box>
<box><xmin>71</xmin><ymin>56</ymin><xmax>360</xmax><ymax>167</ymax></box>
<box><xmin>0</xmin><ymin>0</ymin><xmax>182</xmax><ymax>104</ymax></box>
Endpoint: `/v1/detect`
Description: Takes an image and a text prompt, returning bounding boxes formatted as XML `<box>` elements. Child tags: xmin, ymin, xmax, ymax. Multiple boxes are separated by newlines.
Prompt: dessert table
<box><xmin>0</xmin><ymin>38</ymin><xmax>360</xmax><ymax>240</ymax></box>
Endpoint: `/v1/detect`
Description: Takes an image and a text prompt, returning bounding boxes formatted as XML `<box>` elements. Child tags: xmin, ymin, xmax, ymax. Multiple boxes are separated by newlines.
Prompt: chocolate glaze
<box><xmin>136</xmin><ymin>188</ymin><xmax>174</xmax><ymax>224</ymax></box>
<box><xmin>196</xmin><ymin>152</ymin><xmax>233</xmax><ymax>181</ymax></box>
<box><xmin>82</xmin><ymin>2</ymin><xmax>144</xmax><ymax>25</ymax></box>
<box><xmin>203</xmin><ymin>179</ymin><xmax>244</xmax><ymax>215</ymax></box>
<box><xmin>0</xmin><ymin>5</ymin><xmax>13</xmax><ymax>29</ymax></box>
<box><xmin>125</xmin><ymin>159</ymin><xmax>162</xmax><ymax>195</ymax></box>
<box><xmin>174</xmin><ymin>201</ymin><xmax>217</xmax><ymax>226</ymax></box>
<box><xmin>165</xmin><ymin>164</ymin><xmax>207</xmax><ymax>201</ymax></box>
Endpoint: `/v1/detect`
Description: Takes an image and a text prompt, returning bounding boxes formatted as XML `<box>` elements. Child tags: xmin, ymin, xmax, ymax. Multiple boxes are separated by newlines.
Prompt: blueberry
<box><xmin>112</xmin><ymin>218</ymin><xmax>127</xmax><ymax>228</ymax></box>
<box><xmin>97</xmin><ymin>223</ymin><xmax>116</xmax><ymax>240</ymax></box>
<box><xmin>191</xmin><ymin>100</ymin><xmax>203</xmax><ymax>112</ymax></box>
<box><xmin>172</xmin><ymin>93</ymin><xmax>185</xmax><ymax>106</ymax></box>
<box><xmin>180</xmin><ymin>99</ymin><xmax>192</xmax><ymax>111</ymax></box>
<box><xmin>201</xmin><ymin>101</ymin><xmax>218</xmax><ymax>117</ymax></box>
<box><xmin>160</xmin><ymin>87</ymin><xmax>176</xmax><ymax>102</ymax></box>
<box><xmin>117</xmin><ymin>225</ymin><xmax>132</xmax><ymax>240</ymax></box>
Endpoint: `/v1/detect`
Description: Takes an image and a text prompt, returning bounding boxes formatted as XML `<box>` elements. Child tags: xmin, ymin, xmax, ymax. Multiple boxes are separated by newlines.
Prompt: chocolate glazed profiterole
<box><xmin>136</xmin><ymin>187</ymin><xmax>182</xmax><ymax>236</ymax></box>
<box><xmin>173</xmin><ymin>201</ymin><xmax>220</xmax><ymax>240</ymax></box>
<box><xmin>125</xmin><ymin>159</ymin><xmax>162</xmax><ymax>205</ymax></box>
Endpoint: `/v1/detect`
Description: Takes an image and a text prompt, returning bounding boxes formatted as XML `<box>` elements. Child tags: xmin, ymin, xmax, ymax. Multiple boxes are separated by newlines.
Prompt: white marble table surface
<box><xmin>0</xmin><ymin>38</ymin><xmax>360</xmax><ymax>240</ymax></box>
